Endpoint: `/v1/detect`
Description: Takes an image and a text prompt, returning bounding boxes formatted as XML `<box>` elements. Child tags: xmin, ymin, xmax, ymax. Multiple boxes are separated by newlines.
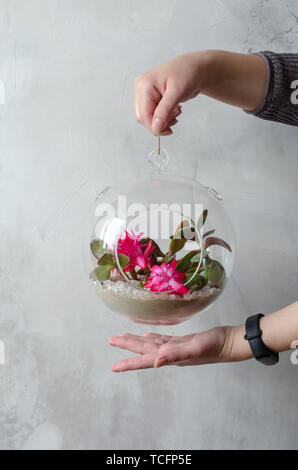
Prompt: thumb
<box><xmin>152</xmin><ymin>86</ymin><xmax>179</xmax><ymax>135</ymax></box>
<box><xmin>154</xmin><ymin>344</ymin><xmax>185</xmax><ymax>368</ymax></box>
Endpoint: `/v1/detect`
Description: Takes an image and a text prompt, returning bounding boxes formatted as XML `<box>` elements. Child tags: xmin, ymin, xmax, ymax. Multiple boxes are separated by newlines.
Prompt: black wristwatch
<box><xmin>244</xmin><ymin>314</ymin><xmax>279</xmax><ymax>366</ymax></box>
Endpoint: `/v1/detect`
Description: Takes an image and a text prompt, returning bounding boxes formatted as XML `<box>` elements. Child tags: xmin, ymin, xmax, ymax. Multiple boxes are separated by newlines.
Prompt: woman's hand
<box><xmin>109</xmin><ymin>302</ymin><xmax>298</xmax><ymax>372</ymax></box>
<box><xmin>134</xmin><ymin>50</ymin><xmax>267</xmax><ymax>136</ymax></box>
<box><xmin>134</xmin><ymin>51</ymin><xmax>211</xmax><ymax>136</ymax></box>
<box><xmin>109</xmin><ymin>326</ymin><xmax>247</xmax><ymax>372</ymax></box>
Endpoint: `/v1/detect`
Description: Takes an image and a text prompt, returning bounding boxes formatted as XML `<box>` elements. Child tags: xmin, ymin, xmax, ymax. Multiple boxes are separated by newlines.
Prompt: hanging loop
<box><xmin>148</xmin><ymin>148</ymin><xmax>170</xmax><ymax>175</ymax></box>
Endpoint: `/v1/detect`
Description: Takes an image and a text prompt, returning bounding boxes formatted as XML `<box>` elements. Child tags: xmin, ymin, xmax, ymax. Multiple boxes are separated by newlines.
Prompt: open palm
<box><xmin>108</xmin><ymin>327</ymin><xmax>232</xmax><ymax>372</ymax></box>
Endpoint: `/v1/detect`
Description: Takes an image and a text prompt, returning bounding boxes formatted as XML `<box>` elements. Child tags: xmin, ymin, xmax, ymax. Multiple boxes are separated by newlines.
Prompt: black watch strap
<box><xmin>244</xmin><ymin>314</ymin><xmax>279</xmax><ymax>366</ymax></box>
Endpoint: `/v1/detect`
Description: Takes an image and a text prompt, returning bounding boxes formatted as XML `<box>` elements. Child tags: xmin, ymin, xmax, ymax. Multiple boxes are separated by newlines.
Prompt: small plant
<box><xmin>90</xmin><ymin>210</ymin><xmax>231</xmax><ymax>295</ymax></box>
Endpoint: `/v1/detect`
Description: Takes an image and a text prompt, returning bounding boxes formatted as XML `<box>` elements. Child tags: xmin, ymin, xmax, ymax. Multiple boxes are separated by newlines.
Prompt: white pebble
<box><xmin>91</xmin><ymin>278</ymin><xmax>219</xmax><ymax>300</ymax></box>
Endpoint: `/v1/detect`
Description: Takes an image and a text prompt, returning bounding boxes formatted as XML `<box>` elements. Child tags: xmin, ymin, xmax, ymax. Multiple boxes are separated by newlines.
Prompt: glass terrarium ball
<box><xmin>90</xmin><ymin>169</ymin><xmax>235</xmax><ymax>325</ymax></box>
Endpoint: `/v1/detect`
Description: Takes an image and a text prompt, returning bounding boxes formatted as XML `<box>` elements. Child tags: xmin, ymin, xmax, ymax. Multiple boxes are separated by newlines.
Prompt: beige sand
<box><xmin>94</xmin><ymin>281</ymin><xmax>220</xmax><ymax>325</ymax></box>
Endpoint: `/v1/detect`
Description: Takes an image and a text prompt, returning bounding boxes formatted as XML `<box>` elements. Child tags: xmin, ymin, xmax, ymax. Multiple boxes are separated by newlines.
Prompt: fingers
<box><xmin>135</xmin><ymin>94</ymin><xmax>157</xmax><ymax>133</ymax></box>
<box><xmin>157</xmin><ymin>127</ymin><xmax>173</xmax><ymax>136</ymax></box>
<box><xmin>109</xmin><ymin>331</ymin><xmax>198</xmax><ymax>370</ymax></box>
<box><xmin>172</xmin><ymin>105</ymin><xmax>182</xmax><ymax>118</ymax></box>
<box><xmin>135</xmin><ymin>98</ymin><xmax>173</xmax><ymax>136</ymax></box>
<box><xmin>112</xmin><ymin>354</ymin><xmax>156</xmax><ymax>372</ymax></box>
<box><xmin>163</xmin><ymin>106</ymin><xmax>181</xmax><ymax>129</ymax></box>
<box><xmin>151</xmin><ymin>86</ymin><xmax>180</xmax><ymax>135</ymax></box>
<box><xmin>123</xmin><ymin>332</ymin><xmax>166</xmax><ymax>343</ymax></box>
<box><xmin>156</xmin><ymin>106</ymin><xmax>181</xmax><ymax>135</ymax></box>
<box><xmin>135</xmin><ymin>76</ymin><xmax>182</xmax><ymax>135</ymax></box>
<box><xmin>154</xmin><ymin>342</ymin><xmax>193</xmax><ymax>368</ymax></box>
<box><xmin>109</xmin><ymin>333</ymin><xmax>163</xmax><ymax>354</ymax></box>
<box><xmin>134</xmin><ymin>78</ymin><xmax>160</xmax><ymax>134</ymax></box>
<box><xmin>143</xmin><ymin>332</ymin><xmax>172</xmax><ymax>341</ymax></box>
<box><xmin>167</xmin><ymin>117</ymin><xmax>178</xmax><ymax>127</ymax></box>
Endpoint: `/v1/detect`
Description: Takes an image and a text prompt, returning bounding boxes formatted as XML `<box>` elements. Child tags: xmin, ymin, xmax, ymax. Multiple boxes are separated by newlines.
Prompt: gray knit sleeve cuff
<box><xmin>244</xmin><ymin>52</ymin><xmax>270</xmax><ymax>115</ymax></box>
<box><xmin>244</xmin><ymin>51</ymin><xmax>298</xmax><ymax>126</ymax></box>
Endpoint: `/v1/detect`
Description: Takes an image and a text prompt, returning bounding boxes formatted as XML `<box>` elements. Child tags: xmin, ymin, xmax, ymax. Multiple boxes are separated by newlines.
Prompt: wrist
<box><xmin>194</xmin><ymin>49</ymin><xmax>220</xmax><ymax>93</ymax></box>
<box><xmin>198</xmin><ymin>49</ymin><xmax>228</xmax><ymax>94</ymax></box>
<box><xmin>259</xmin><ymin>303</ymin><xmax>298</xmax><ymax>353</ymax></box>
<box><xmin>220</xmin><ymin>302</ymin><xmax>298</xmax><ymax>363</ymax></box>
<box><xmin>198</xmin><ymin>49</ymin><xmax>267</xmax><ymax>111</ymax></box>
<box><xmin>222</xmin><ymin>324</ymin><xmax>254</xmax><ymax>362</ymax></box>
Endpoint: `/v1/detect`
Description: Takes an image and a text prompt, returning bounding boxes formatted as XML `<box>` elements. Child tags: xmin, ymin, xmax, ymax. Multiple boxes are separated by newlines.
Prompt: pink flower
<box><xmin>144</xmin><ymin>260</ymin><xmax>187</xmax><ymax>295</ymax></box>
<box><xmin>117</xmin><ymin>230</ymin><xmax>154</xmax><ymax>271</ymax></box>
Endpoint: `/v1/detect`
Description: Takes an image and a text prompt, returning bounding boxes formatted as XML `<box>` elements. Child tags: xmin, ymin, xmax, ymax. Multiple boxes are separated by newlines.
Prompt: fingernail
<box><xmin>152</xmin><ymin>117</ymin><xmax>165</xmax><ymax>134</ymax></box>
<box><xmin>154</xmin><ymin>357</ymin><xmax>168</xmax><ymax>368</ymax></box>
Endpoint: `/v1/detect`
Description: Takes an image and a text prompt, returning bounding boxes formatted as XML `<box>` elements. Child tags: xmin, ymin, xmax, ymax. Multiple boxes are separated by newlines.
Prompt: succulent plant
<box><xmin>90</xmin><ymin>208</ymin><xmax>231</xmax><ymax>293</ymax></box>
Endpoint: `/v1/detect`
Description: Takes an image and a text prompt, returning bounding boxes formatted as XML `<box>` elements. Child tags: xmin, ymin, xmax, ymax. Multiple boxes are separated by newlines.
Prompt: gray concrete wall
<box><xmin>0</xmin><ymin>0</ymin><xmax>297</xmax><ymax>450</ymax></box>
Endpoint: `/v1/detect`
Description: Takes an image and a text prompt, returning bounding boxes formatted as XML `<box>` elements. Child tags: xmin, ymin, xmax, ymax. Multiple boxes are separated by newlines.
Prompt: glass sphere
<box><xmin>90</xmin><ymin>156</ymin><xmax>235</xmax><ymax>325</ymax></box>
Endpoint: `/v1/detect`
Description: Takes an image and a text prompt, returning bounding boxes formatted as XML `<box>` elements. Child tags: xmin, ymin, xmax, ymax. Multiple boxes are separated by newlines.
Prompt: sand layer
<box><xmin>92</xmin><ymin>280</ymin><xmax>220</xmax><ymax>325</ymax></box>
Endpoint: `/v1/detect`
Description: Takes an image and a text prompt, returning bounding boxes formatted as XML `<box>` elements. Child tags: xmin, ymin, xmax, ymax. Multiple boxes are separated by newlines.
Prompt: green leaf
<box><xmin>204</xmin><ymin>237</ymin><xmax>232</xmax><ymax>252</ymax></box>
<box><xmin>176</xmin><ymin>250</ymin><xmax>199</xmax><ymax>273</ymax></box>
<box><xmin>168</xmin><ymin>238</ymin><xmax>187</xmax><ymax>257</ymax></box>
<box><xmin>98</xmin><ymin>253</ymin><xmax>115</xmax><ymax>266</ymax></box>
<box><xmin>197</xmin><ymin>209</ymin><xmax>208</xmax><ymax>230</ymax></box>
<box><xmin>203</xmin><ymin>229</ymin><xmax>215</xmax><ymax>239</ymax></box>
<box><xmin>141</xmin><ymin>237</ymin><xmax>165</xmax><ymax>257</ymax></box>
<box><xmin>90</xmin><ymin>239</ymin><xmax>105</xmax><ymax>260</ymax></box>
<box><xmin>175</xmin><ymin>219</ymin><xmax>189</xmax><ymax>233</ymax></box>
<box><xmin>170</xmin><ymin>226</ymin><xmax>196</xmax><ymax>241</ymax></box>
<box><xmin>189</xmin><ymin>275</ymin><xmax>207</xmax><ymax>290</ymax></box>
<box><xmin>160</xmin><ymin>254</ymin><xmax>176</xmax><ymax>264</ymax></box>
<box><xmin>191</xmin><ymin>252</ymin><xmax>201</xmax><ymax>263</ymax></box>
<box><xmin>130</xmin><ymin>269</ymin><xmax>138</xmax><ymax>280</ymax></box>
<box><xmin>90</xmin><ymin>265</ymin><xmax>112</xmax><ymax>281</ymax></box>
<box><xmin>204</xmin><ymin>259</ymin><xmax>209</xmax><ymax>278</ymax></box>
<box><xmin>184</xmin><ymin>271</ymin><xmax>204</xmax><ymax>286</ymax></box>
<box><xmin>185</xmin><ymin>263</ymin><xmax>203</xmax><ymax>274</ymax></box>
<box><xmin>206</xmin><ymin>259</ymin><xmax>226</xmax><ymax>287</ymax></box>
<box><xmin>118</xmin><ymin>253</ymin><xmax>129</xmax><ymax>268</ymax></box>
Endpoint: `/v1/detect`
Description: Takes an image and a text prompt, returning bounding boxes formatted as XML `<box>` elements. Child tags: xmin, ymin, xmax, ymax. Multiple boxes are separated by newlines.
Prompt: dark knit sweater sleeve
<box><xmin>248</xmin><ymin>51</ymin><xmax>298</xmax><ymax>126</ymax></box>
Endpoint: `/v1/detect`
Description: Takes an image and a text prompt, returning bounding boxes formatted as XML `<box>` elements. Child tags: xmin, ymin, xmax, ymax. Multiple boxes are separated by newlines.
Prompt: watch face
<box><xmin>258</xmin><ymin>354</ymin><xmax>279</xmax><ymax>366</ymax></box>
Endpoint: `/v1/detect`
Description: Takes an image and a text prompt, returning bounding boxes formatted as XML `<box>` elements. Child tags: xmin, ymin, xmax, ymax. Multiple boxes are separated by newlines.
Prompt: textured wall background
<box><xmin>0</xmin><ymin>0</ymin><xmax>298</xmax><ymax>450</ymax></box>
